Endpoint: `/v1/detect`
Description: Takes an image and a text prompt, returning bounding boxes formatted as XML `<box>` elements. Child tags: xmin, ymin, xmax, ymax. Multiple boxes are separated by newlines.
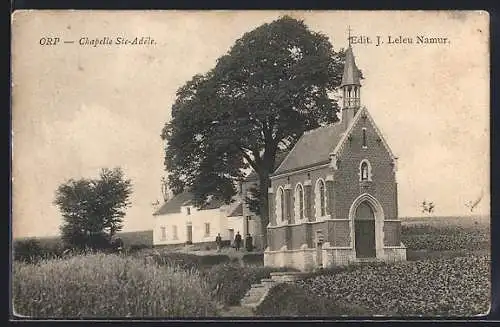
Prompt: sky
<box><xmin>12</xmin><ymin>11</ymin><xmax>490</xmax><ymax>238</ymax></box>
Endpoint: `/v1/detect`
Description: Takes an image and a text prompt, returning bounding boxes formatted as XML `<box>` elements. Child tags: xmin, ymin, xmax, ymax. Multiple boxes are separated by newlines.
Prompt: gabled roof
<box><xmin>227</xmin><ymin>202</ymin><xmax>243</xmax><ymax>217</ymax></box>
<box><xmin>340</xmin><ymin>46</ymin><xmax>361</xmax><ymax>87</ymax></box>
<box><xmin>271</xmin><ymin>106</ymin><xmax>396</xmax><ymax>177</ymax></box>
<box><xmin>153</xmin><ymin>192</ymin><xmax>226</xmax><ymax>216</ymax></box>
<box><xmin>272</xmin><ymin>123</ymin><xmax>346</xmax><ymax>176</ymax></box>
<box><xmin>333</xmin><ymin>106</ymin><xmax>397</xmax><ymax>160</ymax></box>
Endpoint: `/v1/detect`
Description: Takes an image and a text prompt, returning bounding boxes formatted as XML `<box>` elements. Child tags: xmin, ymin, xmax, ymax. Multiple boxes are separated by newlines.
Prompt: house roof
<box><xmin>153</xmin><ymin>192</ymin><xmax>226</xmax><ymax>216</ymax></box>
<box><xmin>227</xmin><ymin>202</ymin><xmax>243</xmax><ymax>217</ymax></box>
<box><xmin>272</xmin><ymin>123</ymin><xmax>346</xmax><ymax>176</ymax></box>
<box><xmin>340</xmin><ymin>45</ymin><xmax>361</xmax><ymax>87</ymax></box>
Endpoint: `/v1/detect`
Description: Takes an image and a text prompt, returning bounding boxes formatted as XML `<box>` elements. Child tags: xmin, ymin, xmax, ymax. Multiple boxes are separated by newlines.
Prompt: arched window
<box><xmin>295</xmin><ymin>184</ymin><xmax>304</xmax><ymax>221</ymax></box>
<box><xmin>362</xmin><ymin>128</ymin><xmax>367</xmax><ymax>148</ymax></box>
<box><xmin>319</xmin><ymin>181</ymin><xmax>326</xmax><ymax>216</ymax></box>
<box><xmin>315</xmin><ymin>179</ymin><xmax>327</xmax><ymax>218</ymax></box>
<box><xmin>359</xmin><ymin>159</ymin><xmax>373</xmax><ymax>181</ymax></box>
<box><xmin>276</xmin><ymin>187</ymin><xmax>286</xmax><ymax>223</ymax></box>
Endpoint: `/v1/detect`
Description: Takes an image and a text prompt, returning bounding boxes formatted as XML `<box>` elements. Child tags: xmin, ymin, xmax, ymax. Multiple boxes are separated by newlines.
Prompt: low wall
<box><xmin>153</xmin><ymin>240</ymin><xmax>231</xmax><ymax>251</ymax></box>
<box><xmin>265</xmin><ymin>243</ymin><xmax>407</xmax><ymax>271</ymax></box>
<box><xmin>264</xmin><ymin>244</ymin><xmax>316</xmax><ymax>271</ymax></box>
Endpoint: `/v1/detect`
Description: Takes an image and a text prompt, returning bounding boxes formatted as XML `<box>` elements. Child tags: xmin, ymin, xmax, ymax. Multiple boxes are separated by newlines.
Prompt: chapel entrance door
<box><xmin>228</xmin><ymin>229</ymin><xmax>234</xmax><ymax>245</ymax></box>
<box><xmin>354</xmin><ymin>201</ymin><xmax>376</xmax><ymax>258</ymax></box>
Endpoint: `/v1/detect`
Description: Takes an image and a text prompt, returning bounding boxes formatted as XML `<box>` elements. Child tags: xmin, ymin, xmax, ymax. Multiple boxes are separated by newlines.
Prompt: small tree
<box><xmin>465</xmin><ymin>190</ymin><xmax>484</xmax><ymax>213</ymax></box>
<box><xmin>54</xmin><ymin>168</ymin><xmax>132</xmax><ymax>250</ymax></box>
<box><xmin>421</xmin><ymin>200</ymin><xmax>435</xmax><ymax>215</ymax></box>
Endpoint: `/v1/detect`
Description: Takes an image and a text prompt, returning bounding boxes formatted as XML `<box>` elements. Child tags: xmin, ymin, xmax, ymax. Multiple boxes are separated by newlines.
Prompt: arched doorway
<box><xmin>354</xmin><ymin>201</ymin><xmax>376</xmax><ymax>258</ymax></box>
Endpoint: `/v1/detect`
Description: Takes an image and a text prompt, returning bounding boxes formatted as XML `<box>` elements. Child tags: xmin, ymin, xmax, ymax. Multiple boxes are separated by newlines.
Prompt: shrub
<box><xmin>13</xmin><ymin>239</ymin><xmax>43</xmax><ymax>263</ymax></box>
<box><xmin>203</xmin><ymin>263</ymin><xmax>297</xmax><ymax>306</ymax></box>
<box><xmin>241</xmin><ymin>253</ymin><xmax>263</xmax><ymax>265</ymax></box>
<box><xmin>12</xmin><ymin>253</ymin><xmax>218</xmax><ymax>318</ymax></box>
<box><xmin>127</xmin><ymin>243</ymin><xmax>151</xmax><ymax>254</ymax></box>
<box><xmin>13</xmin><ymin>239</ymin><xmax>67</xmax><ymax>263</ymax></box>
<box><xmin>151</xmin><ymin>252</ymin><xmax>230</xmax><ymax>271</ymax></box>
<box><xmin>255</xmin><ymin>283</ymin><xmax>368</xmax><ymax>317</ymax></box>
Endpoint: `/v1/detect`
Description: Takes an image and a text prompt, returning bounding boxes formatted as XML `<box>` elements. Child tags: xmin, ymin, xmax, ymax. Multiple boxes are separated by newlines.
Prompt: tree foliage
<box><xmin>162</xmin><ymin>16</ymin><xmax>349</xmax><ymax>246</ymax></box>
<box><xmin>54</xmin><ymin>168</ymin><xmax>132</xmax><ymax>250</ymax></box>
<box><xmin>421</xmin><ymin>200</ymin><xmax>435</xmax><ymax>215</ymax></box>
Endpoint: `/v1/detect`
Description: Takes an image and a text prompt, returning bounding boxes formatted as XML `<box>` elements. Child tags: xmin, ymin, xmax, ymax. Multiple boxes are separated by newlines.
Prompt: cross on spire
<box><xmin>347</xmin><ymin>25</ymin><xmax>353</xmax><ymax>46</ymax></box>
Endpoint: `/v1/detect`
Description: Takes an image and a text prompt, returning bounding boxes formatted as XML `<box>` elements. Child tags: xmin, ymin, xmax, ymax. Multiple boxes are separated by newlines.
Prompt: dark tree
<box><xmin>13</xmin><ymin>238</ymin><xmax>43</xmax><ymax>263</ymax></box>
<box><xmin>54</xmin><ymin>168</ymin><xmax>132</xmax><ymax>250</ymax></box>
<box><xmin>162</xmin><ymin>16</ymin><xmax>349</xmax><ymax>247</ymax></box>
<box><xmin>421</xmin><ymin>200</ymin><xmax>435</xmax><ymax>215</ymax></box>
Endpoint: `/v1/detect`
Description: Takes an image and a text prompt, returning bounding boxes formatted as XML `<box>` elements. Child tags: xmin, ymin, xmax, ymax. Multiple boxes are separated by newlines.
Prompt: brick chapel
<box><xmin>263</xmin><ymin>44</ymin><xmax>407</xmax><ymax>271</ymax></box>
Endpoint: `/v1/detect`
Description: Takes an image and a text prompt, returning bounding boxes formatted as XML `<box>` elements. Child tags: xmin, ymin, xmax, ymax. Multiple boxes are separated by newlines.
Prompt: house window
<box><xmin>205</xmin><ymin>223</ymin><xmax>210</xmax><ymax>236</ymax></box>
<box><xmin>295</xmin><ymin>184</ymin><xmax>305</xmax><ymax>221</ymax></box>
<box><xmin>359</xmin><ymin>159</ymin><xmax>373</xmax><ymax>181</ymax></box>
<box><xmin>362</xmin><ymin>128</ymin><xmax>367</xmax><ymax>148</ymax></box>
<box><xmin>172</xmin><ymin>225</ymin><xmax>178</xmax><ymax>240</ymax></box>
<box><xmin>187</xmin><ymin>207</ymin><xmax>191</xmax><ymax>215</ymax></box>
<box><xmin>160</xmin><ymin>226</ymin><xmax>166</xmax><ymax>241</ymax></box>
<box><xmin>315</xmin><ymin>179</ymin><xmax>327</xmax><ymax>218</ymax></box>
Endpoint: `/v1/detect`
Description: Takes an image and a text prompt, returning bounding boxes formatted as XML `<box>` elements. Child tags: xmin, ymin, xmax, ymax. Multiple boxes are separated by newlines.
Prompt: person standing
<box><xmin>245</xmin><ymin>233</ymin><xmax>253</xmax><ymax>252</ymax></box>
<box><xmin>215</xmin><ymin>233</ymin><xmax>222</xmax><ymax>252</ymax></box>
<box><xmin>234</xmin><ymin>231</ymin><xmax>242</xmax><ymax>251</ymax></box>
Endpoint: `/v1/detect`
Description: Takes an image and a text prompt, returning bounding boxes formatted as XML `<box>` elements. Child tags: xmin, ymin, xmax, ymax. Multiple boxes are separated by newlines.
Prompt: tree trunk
<box><xmin>258</xmin><ymin>175</ymin><xmax>270</xmax><ymax>250</ymax></box>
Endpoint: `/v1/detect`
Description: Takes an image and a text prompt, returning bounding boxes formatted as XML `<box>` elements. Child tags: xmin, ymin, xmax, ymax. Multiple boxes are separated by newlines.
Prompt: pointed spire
<box><xmin>340</xmin><ymin>45</ymin><xmax>361</xmax><ymax>87</ymax></box>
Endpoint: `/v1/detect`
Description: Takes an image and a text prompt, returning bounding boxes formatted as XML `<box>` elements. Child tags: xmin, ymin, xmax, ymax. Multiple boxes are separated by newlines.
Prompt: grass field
<box><xmin>12</xmin><ymin>215</ymin><xmax>491</xmax><ymax>317</ymax></box>
<box><xmin>15</xmin><ymin>230</ymin><xmax>154</xmax><ymax>250</ymax></box>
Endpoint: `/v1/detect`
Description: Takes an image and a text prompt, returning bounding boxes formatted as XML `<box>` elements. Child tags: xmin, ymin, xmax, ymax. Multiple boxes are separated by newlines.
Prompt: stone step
<box><xmin>241</xmin><ymin>297</ymin><xmax>260</xmax><ymax>304</ymax></box>
<box><xmin>243</xmin><ymin>294</ymin><xmax>262</xmax><ymax>301</ymax></box>
<box><xmin>243</xmin><ymin>292</ymin><xmax>265</xmax><ymax>300</ymax></box>
<box><xmin>241</xmin><ymin>288</ymin><xmax>271</xmax><ymax>307</ymax></box>
<box><xmin>245</xmin><ymin>287</ymin><xmax>266</xmax><ymax>294</ymax></box>
<box><xmin>241</xmin><ymin>292</ymin><xmax>265</xmax><ymax>303</ymax></box>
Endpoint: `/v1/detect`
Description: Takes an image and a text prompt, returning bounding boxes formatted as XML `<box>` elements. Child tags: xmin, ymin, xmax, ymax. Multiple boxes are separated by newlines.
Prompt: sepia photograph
<box><xmin>11</xmin><ymin>10</ymin><xmax>490</xmax><ymax>318</ymax></box>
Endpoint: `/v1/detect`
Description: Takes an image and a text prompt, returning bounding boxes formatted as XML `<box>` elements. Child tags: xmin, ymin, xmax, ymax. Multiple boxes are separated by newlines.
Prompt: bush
<box><xmin>203</xmin><ymin>263</ymin><xmax>297</xmax><ymax>306</ymax></box>
<box><xmin>127</xmin><ymin>243</ymin><xmax>151</xmax><ymax>254</ymax></box>
<box><xmin>151</xmin><ymin>252</ymin><xmax>230</xmax><ymax>271</ymax></box>
<box><xmin>241</xmin><ymin>253</ymin><xmax>263</xmax><ymax>265</ymax></box>
<box><xmin>255</xmin><ymin>283</ymin><xmax>368</xmax><ymax>317</ymax></box>
<box><xmin>12</xmin><ymin>253</ymin><xmax>218</xmax><ymax>317</ymax></box>
<box><xmin>13</xmin><ymin>239</ymin><xmax>43</xmax><ymax>263</ymax></box>
<box><xmin>13</xmin><ymin>239</ymin><xmax>67</xmax><ymax>263</ymax></box>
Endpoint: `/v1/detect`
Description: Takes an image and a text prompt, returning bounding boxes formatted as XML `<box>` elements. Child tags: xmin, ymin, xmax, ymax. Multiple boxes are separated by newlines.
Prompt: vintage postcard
<box><xmin>11</xmin><ymin>10</ymin><xmax>490</xmax><ymax>319</ymax></box>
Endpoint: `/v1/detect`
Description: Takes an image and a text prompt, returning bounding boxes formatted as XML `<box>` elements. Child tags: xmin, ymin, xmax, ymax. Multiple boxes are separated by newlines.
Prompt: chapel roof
<box><xmin>271</xmin><ymin>106</ymin><xmax>397</xmax><ymax>177</ymax></box>
<box><xmin>272</xmin><ymin>123</ymin><xmax>346</xmax><ymax>176</ymax></box>
<box><xmin>245</xmin><ymin>149</ymin><xmax>290</xmax><ymax>181</ymax></box>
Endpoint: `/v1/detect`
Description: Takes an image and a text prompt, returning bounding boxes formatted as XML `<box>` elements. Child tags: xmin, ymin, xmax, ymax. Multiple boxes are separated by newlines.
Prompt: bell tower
<box><xmin>341</xmin><ymin>27</ymin><xmax>362</xmax><ymax>130</ymax></box>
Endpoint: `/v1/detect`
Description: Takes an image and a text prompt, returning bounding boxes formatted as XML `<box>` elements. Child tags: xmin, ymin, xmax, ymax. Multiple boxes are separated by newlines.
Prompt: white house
<box><xmin>152</xmin><ymin>188</ymin><xmax>263</xmax><ymax>249</ymax></box>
